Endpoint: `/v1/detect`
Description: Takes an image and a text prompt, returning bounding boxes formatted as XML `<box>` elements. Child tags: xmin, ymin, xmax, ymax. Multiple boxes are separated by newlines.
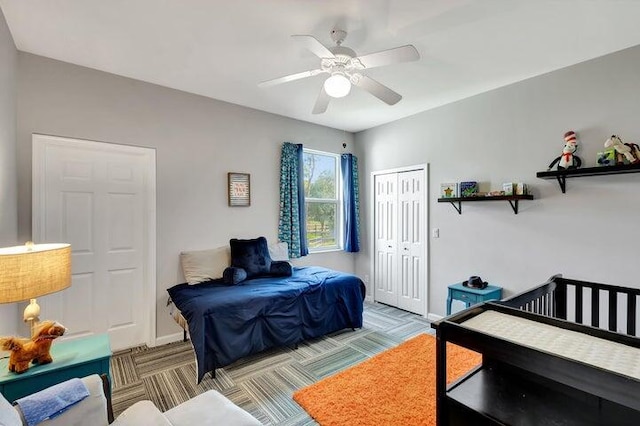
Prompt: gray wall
<box><xmin>16</xmin><ymin>53</ymin><xmax>355</xmax><ymax>339</ymax></box>
<box><xmin>0</xmin><ymin>7</ymin><xmax>17</xmax><ymax>334</ymax></box>
<box><xmin>11</xmin><ymin>34</ymin><xmax>640</xmax><ymax>338</ymax></box>
<box><xmin>355</xmin><ymin>44</ymin><xmax>640</xmax><ymax>321</ymax></box>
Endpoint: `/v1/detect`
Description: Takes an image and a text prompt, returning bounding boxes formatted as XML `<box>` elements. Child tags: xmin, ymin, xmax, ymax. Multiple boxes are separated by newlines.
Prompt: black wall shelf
<box><xmin>437</xmin><ymin>195</ymin><xmax>534</xmax><ymax>215</ymax></box>
<box><xmin>537</xmin><ymin>163</ymin><xmax>640</xmax><ymax>193</ymax></box>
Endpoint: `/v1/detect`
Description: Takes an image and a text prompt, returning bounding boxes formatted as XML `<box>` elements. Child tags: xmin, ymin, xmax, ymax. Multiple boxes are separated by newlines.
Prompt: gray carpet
<box><xmin>110</xmin><ymin>302</ymin><xmax>434</xmax><ymax>425</ymax></box>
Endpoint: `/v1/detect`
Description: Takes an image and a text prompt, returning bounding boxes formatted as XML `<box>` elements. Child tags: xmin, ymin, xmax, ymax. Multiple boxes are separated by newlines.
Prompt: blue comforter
<box><xmin>167</xmin><ymin>266</ymin><xmax>365</xmax><ymax>382</ymax></box>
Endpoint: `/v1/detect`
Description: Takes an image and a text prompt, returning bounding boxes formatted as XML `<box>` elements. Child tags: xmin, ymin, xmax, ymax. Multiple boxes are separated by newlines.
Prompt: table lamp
<box><xmin>0</xmin><ymin>242</ymin><xmax>71</xmax><ymax>337</ymax></box>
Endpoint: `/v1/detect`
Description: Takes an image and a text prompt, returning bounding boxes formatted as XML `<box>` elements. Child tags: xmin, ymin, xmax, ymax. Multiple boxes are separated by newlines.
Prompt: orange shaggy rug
<box><xmin>293</xmin><ymin>333</ymin><xmax>481</xmax><ymax>426</ymax></box>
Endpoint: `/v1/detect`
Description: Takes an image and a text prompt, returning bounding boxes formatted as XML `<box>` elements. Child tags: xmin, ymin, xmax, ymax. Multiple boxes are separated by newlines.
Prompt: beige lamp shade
<box><xmin>0</xmin><ymin>242</ymin><xmax>71</xmax><ymax>303</ymax></box>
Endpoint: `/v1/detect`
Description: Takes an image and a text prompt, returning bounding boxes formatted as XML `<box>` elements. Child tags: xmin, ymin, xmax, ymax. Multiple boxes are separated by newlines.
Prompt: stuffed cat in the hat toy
<box><xmin>548</xmin><ymin>131</ymin><xmax>582</xmax><ymax>170</ymax></box>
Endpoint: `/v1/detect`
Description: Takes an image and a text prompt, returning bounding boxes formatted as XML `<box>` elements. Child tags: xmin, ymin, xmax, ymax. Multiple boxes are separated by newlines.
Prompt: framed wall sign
<box><xmin>228</xmin><ymin>172</ymin><xmax>251</xmax><ymax>207</ymax></box>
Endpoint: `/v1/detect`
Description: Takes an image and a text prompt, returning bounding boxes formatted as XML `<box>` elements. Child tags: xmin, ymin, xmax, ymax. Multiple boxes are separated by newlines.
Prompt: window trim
<box><xmin>302</xmin><ymin>148</ymin><xmax>343</xmax><ymax>252</ymax></box>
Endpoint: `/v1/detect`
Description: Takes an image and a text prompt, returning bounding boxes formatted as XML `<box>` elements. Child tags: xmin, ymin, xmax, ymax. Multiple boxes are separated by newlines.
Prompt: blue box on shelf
<box><xmin>459</xmin><ymin>181</ymin><xmax>478</xmax><ymax>197</ymax></box>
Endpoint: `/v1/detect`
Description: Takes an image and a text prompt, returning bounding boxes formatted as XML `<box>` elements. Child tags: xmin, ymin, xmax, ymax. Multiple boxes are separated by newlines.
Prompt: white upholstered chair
<box><xmin>1</xmin><ymin>374</ymin><xmax>262</xmax><ymax>426</ymax></box>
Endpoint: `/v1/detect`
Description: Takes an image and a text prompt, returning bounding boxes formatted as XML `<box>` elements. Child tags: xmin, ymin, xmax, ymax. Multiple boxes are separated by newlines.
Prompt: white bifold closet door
<box><xmin>374</xmin><ymin>168</ymin><xmax>426</xmax><ymax>315</ymax></box>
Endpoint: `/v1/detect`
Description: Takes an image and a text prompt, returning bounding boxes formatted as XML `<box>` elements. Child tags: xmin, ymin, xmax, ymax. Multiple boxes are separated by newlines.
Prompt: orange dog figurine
<box><xmin>0</xmin><ymin>321</ymin><xmax>66</xmax><ymax>373</ymax></box>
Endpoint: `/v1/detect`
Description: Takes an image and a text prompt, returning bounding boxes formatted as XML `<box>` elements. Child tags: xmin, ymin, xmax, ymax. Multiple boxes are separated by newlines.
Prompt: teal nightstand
<box><xmin>0</xmin><ymin>333</ymin><xmax>111</xmax><ymax>402</ymax></box>
<box><xmin>446</xmin><ymin>282</ymin><xmax>503</xmax><ymax>315</ymax></box>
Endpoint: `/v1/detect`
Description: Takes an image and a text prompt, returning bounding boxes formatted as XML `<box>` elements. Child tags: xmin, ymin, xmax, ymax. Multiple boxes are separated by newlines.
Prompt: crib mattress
<box><xmin>462</xmin><ymin>310</ymin><xmax>640</xmax><ymax>380</ymax></box>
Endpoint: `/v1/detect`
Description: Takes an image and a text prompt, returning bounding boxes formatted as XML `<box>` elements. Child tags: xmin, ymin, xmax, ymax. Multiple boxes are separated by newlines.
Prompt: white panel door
<box><xmin>33</xmin><ymin>134</ymin><xmax>156</xmax><ymax>351</ymax></box>
<box><xmin>373</xmin><ymin>167</ymin><xmax>427</xmax><ymax>316</ymax></box>
<box><xmin>397</xmin><ymin>170</ymin><xmax>426</xmax><ymax>315</ymax></box>
<box><xmin>374</xmin><ymin>173</ymin><xmax>397</xmax><ymax>306</ymax></box>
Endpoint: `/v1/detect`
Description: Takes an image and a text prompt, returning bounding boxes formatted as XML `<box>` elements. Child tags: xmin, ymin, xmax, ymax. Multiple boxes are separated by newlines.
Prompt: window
<box><xmin>303</xmin><ymin>149</ymin><xmax>341</xmax><ymax>251</ymax></box>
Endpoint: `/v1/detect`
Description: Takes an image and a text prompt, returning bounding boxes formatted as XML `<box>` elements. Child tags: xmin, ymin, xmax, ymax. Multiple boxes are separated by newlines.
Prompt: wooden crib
<box><xmin>433</xmin><ymin>274</ymin><xmax>640</xmax><ymax>425</ymax></box>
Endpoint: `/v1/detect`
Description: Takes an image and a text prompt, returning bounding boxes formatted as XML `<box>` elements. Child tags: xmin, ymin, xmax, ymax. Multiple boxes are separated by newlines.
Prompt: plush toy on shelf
<box><xmin>0</xmin><ymin>320</ymin><xmax>66</xmax><ymax>373</ymax></box>
<box><xmin>604</xmin><ymin>135</ymin><xmax>640</xmax><ymax>164</ymax></box>
<box><xmin>548</xmin><ymin>130</ymin><xmax>582</xmax><ymax>170</ymax></box>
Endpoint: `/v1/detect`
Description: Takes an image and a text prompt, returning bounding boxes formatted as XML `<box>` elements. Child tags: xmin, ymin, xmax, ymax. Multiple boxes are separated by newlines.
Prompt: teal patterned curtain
<box><xmin>278</xmin><ymin>142</ymin><xmax>308</xmax><ymax>258</ymax></box>
<box><xmin>341</xmin><ymin>153</ymin><xmax>360</xmax><ymax>252</ymax></box>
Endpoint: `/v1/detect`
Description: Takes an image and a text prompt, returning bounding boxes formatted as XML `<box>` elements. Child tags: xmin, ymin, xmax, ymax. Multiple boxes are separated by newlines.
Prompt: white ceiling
<box><xmin>2</xmin><ymin>0</ymin><xmax>640</xmax><ymax>132</ymax></box>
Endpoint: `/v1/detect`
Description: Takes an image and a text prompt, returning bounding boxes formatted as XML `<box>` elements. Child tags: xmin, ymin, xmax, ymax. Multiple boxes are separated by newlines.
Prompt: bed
<box><xmin>167</xmin><ymin>266</ymin><xmax>365</xmax><ymax>382</ymax></box>
<box><xmin>432</xmin><ymin>274</ymin><xmax>640</xmax><ymax>425</ymax></box>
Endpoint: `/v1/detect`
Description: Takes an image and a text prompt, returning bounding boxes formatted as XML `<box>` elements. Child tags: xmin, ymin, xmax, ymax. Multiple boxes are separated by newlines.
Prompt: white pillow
<box><xmin>180</xmin><ymin>246</ymin><xmax>230</xmax><ymax>285</ymax></box>
<box><xmin>0</xmin><ymin>391</ymin><xmax>21</xmax><ymax>426</ymax></box>
<box><xmin>268</xmin><ymin>242</ymin><xmax>289</xmax><ymax>261</ymax></box>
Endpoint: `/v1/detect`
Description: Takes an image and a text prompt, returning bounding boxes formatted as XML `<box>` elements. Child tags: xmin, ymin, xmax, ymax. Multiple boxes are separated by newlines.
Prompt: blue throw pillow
<box><xmin>223</xmin><ymin>267</ymin><xmax>248</xmax><ymax>285</ymax></box>
<box><xmin>229</xmin><ymin>237</ymin><xmax>272</xmax><ymax>279</ymax></box>
<box><xmin>270</xmin><ymin>261</ymin><xmax>293</xmax><ymax>277</ymax></box>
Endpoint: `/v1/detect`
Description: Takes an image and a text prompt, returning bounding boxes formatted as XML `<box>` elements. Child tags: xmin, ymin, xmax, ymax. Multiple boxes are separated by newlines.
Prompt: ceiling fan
<box><xmin>258</xmin><ymin>29</ymin><xmax>420</xmax><ymax>114</ymax></box>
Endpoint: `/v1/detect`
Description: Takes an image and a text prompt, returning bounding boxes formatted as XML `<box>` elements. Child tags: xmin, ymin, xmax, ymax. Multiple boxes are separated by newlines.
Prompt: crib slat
<box><xmin>555</xmin><ymin>283</ymin><xmax>567</xmax><ymax>320</ymax></box>
<box><xmin>628</xmin><ymin>293</ymin><xmax>636</xmax><ymax>336</ymax></box>
<box><xmin>575</xmin><ymin>284</ymin><xmax>583</xmax><ymax>324</ymax></box>
<box><xmin>591</xmin><ymin>290</ymin><xmax>600</xmax><ymax>327</ymax></box>
<box><xmin>608</xmin><ymin>290</ymin><xmax>617</xmax><ymax>332</ymax></box>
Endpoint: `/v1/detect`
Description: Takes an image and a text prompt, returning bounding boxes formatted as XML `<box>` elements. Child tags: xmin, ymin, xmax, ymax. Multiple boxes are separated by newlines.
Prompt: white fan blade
<box><xmin>258</xmin><ymin>69</ymin><xmax>324</xmax><ymax>88</ymax></box>
<box><xmin>312</xmin><ymin>86</ymin><xmax>331</xmax><ymax>114</ymax></box>
<box><xmin>291</xmin><ymin>35</ymin><xmax>335</xmax><ymax>59</ymax></box>
<box><xmin>354</xmin><ymin>76</ymin><xmax>402</xmax><ymax>105</ymax></box>
<box><xmin>356</xmin><ymin>45</ymin><xmax>420</xmax><ymax>69</ymax></box>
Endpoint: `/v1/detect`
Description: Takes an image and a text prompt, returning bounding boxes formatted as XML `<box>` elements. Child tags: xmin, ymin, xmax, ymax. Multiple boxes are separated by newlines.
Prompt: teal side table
<box><xmin>446</xmin><ymin>282</ymin><xmax>503</xmax><ymax>315</ymax></box>
<box><xmin>0</xmin><ymin>333</ymin><xmax>111</xmax><ymax>402</ymax></box>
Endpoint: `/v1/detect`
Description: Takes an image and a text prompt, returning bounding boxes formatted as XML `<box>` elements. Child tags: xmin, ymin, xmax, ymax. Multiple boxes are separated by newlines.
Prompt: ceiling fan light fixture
<box><xmin>259</xmin><ymin>30</ymin><xmax>419</xmax><ymax>113</ymax></box>
<box><xmin>324</xmin><ymin>73</ymin><xmax>351</xmax><ymax>98</ymax></box>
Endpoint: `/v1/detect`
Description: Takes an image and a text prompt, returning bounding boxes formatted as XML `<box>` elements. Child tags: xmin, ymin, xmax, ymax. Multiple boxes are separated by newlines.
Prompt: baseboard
<box><xmin>154</xmin><ymin>332</ymin><xmax>184</xmax><ymax>347</ymax></box>
<box><xmin>427</xmin><ymin>313</ymin><xmax>443</xmax><ymax>322</ymax></box>
<box><xmin>365</xmin><ymin>295</ymin><xmax>374</xmax><ymax>303</ymax></box>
